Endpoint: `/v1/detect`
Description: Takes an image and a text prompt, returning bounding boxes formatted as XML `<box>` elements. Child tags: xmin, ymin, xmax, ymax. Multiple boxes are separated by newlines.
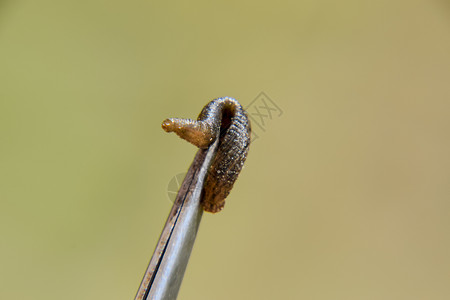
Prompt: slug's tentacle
<box><xmin>161</xmin><ymin>97</ymin><xmax>251</xmax><ymax>213</ymax></box>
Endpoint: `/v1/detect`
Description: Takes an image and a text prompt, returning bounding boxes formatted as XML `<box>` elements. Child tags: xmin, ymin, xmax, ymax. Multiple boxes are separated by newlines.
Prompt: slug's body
<box><xmin>162</xmin><ymin>97</ymin><xmax>251</xmax><ymax>213</ymax></box>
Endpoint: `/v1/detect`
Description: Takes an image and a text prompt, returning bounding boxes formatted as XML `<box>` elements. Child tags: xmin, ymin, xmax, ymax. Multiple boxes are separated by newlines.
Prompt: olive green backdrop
<box><xmin>1</xmin><ymin>1</ymin><xmax>449</xmax><ymax>299</ymax></box>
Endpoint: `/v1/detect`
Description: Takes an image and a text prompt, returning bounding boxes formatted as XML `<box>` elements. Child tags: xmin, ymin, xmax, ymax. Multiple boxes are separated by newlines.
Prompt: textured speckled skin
<box><xmin>162</xmin><ymin>97</ymin><xmax>251</xmax><ymax>213</ymax></box>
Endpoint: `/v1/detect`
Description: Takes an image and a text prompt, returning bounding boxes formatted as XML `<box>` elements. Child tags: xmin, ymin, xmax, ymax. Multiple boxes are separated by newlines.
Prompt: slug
<box><xmin>161</xmin><ymin>97</ymin><xmax>251</xmax><ymax>213</ymax></box>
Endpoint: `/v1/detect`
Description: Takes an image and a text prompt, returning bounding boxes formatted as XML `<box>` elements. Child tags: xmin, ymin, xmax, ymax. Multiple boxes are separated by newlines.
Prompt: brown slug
<box><xmin>162</xmin><ymin>97</ymin><xmax>251</xmax><ymax>213</ymax></box>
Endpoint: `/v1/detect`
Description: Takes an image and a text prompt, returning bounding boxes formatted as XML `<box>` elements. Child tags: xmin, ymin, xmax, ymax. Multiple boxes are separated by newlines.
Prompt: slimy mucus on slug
<box><xmin>162</xmin><ymin>97</ymin><xmax>251</xmax><ymax>213</ymax></box>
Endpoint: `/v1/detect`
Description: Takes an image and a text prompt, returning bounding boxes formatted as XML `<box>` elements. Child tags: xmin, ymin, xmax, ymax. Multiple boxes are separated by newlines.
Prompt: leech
<box><xmin>162</xmin><ymin>97</ymin><xmax>251</xmax><ymax>213</ymax></box>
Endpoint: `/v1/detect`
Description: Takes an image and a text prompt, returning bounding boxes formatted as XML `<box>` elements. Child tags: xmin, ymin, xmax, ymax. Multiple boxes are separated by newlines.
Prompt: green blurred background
<box><xmin>1</xmin><ymin>0</ymin><xmax>449</xmax><ymax>299</ymax></box>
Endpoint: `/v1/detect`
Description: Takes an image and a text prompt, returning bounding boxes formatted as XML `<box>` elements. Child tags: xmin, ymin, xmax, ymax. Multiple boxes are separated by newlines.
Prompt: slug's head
<box><xmin>162</xmin><ymin>118</ymin><xmax>215</xmax><ymax>149</ymax></box>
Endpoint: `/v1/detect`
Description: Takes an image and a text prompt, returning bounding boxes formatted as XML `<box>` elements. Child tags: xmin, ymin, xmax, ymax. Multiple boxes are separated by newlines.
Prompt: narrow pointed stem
<box><xmin>135</xmin><ymin>138</ymin><xmax>219</xmax><ymax>300</ymax></box>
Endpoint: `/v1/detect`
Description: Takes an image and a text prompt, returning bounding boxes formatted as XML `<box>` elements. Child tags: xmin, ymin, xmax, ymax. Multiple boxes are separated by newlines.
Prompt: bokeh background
<box><xmin>1</xmin><ymin>0</ymin><xmax>449</xmax><ymax>299</ymax></box>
